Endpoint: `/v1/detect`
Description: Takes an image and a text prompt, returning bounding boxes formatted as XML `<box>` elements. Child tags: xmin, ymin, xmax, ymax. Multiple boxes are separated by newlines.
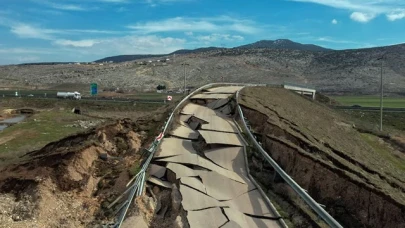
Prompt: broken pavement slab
<box><xmin>179</xmin><ymin>114</ymin><xmax>192</xmax><ymax>122</ymax></box>
<box><xmin>205</xmin><ymin>86</ymin><xmax>243</xmax><ymax>94</ymax></box>
<box><xmin>221</xmin><ymin>220</ymin><xmax>243</xmax><ymax>228</ymax></box>
<box><xmin>199</xmin><ymin>130</ymin><xmax>243</xmax><ymax>146</ymax></box>
<box><xmin>191</xmin><ymin>93</ymin><xmax>231</xmax><ymax>100</ymax></box>
<box><xmin>186</xmin><ymin>207</ymin><xmax>228</xmax><ymax>228</ymax></box>
<box><xmin>217</xmin><ymin>104</ymin><xmax>233</xmax><ymax>115</ymax></box>
<box><xmin>180</xmin><ymin>177</ymin><xmax>207</xmax><ymax>194</ymax></box>
<box><xmin>154</xmin><ymin>138</ymin><xmax>197</xmax><ymax>158</ymax></box>
<box><xmin>223</xmin><ymin>189</ymin><xmax>275</xmax><ymax>216</ymax></box>
<box><xmin>170</xmin><ymin>125</ymin><xmax>199</xmax><ymax>140</ymax></box>
<box><xmin>204</xmin><ymin>147</ymin><xmax>245</xmax><ymax>173</ymax></box>
<box><xmin>181</xmin><ymin>103</ymin><xmax>224</xmax><ymax>122</ymax></box>
<box><xmin>224</xmin><ymin>207</ymin><xmax>281</xmax><ymax>228</ymax></box>
<box><xmin>199</xmin><ymin>171</ymin><xmax>255</xmax><ymax>201</ymax></box>
<box><xmin>179</xmin><ymin>184</ymin><xmax>225</xmax><ymax>211</ymax></box>
<box><xmin>149</xmin><ymin>164</ymin><xmax>166</xmax><ymax>178</ymax></box>
<box><xmin>147</xmin><ymin>176</ymin><xmax>172</xmax><ymax>189</ymax></box>
<box><xmin>206</xmin><ymin>98</ymin><xmax>230</xmax><ymax>110</ymax></box>
<box><xmin>166</xmin><ymin>163</ymin><xmax>198</xmax><ymax>179</ymax></box>
<box><xmin>200</xmin><ymin>115</ymin><xmax>238</xmax><ymax>133</ymax></box>
<box><xmin>157</xmin><ymin>154</ymin><xmax>246</xmax><ymax>184</ymax></box>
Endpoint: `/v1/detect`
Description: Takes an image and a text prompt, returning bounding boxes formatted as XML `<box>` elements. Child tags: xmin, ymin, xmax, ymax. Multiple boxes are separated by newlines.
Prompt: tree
<box><xmin>156</xmin><ymin>85</ymin><xmax>166</xmax><ymax>90</ymax></box>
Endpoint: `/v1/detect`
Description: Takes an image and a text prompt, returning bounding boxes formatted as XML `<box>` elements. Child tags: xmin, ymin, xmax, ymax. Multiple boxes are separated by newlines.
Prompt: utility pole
<box><xmin>182</xmin><ymin>63</ymin><xmax>189</xmax><ymax>94</ymax></box>
<box><xmin>377</xmin><ymin>55</ymin><xmax>385</xmax><ymax>131</ymax></box>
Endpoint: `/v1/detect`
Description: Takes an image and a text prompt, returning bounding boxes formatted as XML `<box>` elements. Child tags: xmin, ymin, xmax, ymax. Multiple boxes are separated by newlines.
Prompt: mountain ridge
<box><xmin>95</xmin><ymin>39</ymin><xmax>330</xmax><ymax>63</ymax></box>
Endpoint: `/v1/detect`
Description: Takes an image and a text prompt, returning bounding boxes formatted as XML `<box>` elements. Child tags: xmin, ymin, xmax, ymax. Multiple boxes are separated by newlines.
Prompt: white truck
<box><xmin>57</xmin><ymin>91</ymin><xmax>81</xmax><ymax>100</ymax></box>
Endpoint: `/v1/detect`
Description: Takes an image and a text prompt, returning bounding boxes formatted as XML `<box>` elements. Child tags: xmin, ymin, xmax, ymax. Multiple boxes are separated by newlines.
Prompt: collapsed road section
<box><xmin>143</xmin><ymin>86</ymin><xmax>285</xmax><ymax>228</ymax></box>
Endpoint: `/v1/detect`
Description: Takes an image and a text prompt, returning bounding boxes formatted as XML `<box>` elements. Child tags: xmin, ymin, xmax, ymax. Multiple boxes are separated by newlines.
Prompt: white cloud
<box><xmin>350</xmin><ymin>12</ymin><xmax>375</xmax><ymax>23</ymax></box>
<box><xmin>145</xmin><ymin>0</ymin><xmax>193</xmax><ymax>7</ymax></box>
<box><xmin>317</xmin><ymin>37</ymin><xmax>357</xmax><ymax>44</ymax></box>
<box><xmin>387</xmin><ymin>10</ymin><xmax>405</xmax><ymax>21</ymax></box>
<box><xmin>196</xmin><ymin>34</ymin><xmax>244</xmax><ymax>43</ymax></box>
<box><xmin>32</xmin><ymin>0</ymin><xmax>93</xmax><ymax>11</ymax></box>
<box><xmin>127</xmin><ymin>16</ymin><xmax>260</xmax><ymax>34</ymax></box>
<box><xmin>185</xmin><ymin>31</ymin><xmax>194</xmax><ymax>36</ymax></box>
<box><xmin>51</xmin><ymin>4</ymin><xmax>85</xmax><ymax>11</ymax></box>
<box><xmin>52</xmin><ymin>35</ymin><xmax>186</xmax><ymax>55</ymax></box>
<box><xmin>6</xmin><ymin>23</ymin><xmax>124</xmax><ymax>40</ymax></box>
<box><xmin>291</xmin><ymin>0</ymin><xmax>405</xmax><ymax>22</ymax></box>
<box><xmin>66</xmin><ymin>29</ymin><xmax>124</xmax><ymax>34</ymax></box>
<box><xmin>26</xmin><ymin>8</ymin><xmax>64</xmax><ymax>15</ymax></box>
<box><xmin>0</xmin><ymin>48</ymin><xmax>53</xmax><ymax>54</ymax></box>
<box><xmin>331</xmin><ymin>19</ymin><xmax>338</xmax><ymax>24</ymax></box>
<box><xmin>10</xmin><ymin>24</ymin><xmax>56</xmax><ymax>40</ymax></box>
<box><xmin>54</xmin><ymin>39</ymin><xmax>99</xmax><ymax>47</ymax></box>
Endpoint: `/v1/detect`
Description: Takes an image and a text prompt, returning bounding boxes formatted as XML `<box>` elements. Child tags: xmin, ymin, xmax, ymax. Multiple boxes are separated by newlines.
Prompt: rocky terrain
<box><xmin>0</xmin><ymin>41</ymin><xmax>404</xmax><ymax>95</ymax></box>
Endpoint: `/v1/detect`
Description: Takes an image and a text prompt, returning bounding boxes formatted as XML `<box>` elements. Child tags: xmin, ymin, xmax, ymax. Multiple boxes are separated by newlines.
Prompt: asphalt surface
<box><xmin>1</xmin><ymin>94</ymin><xmax>167</xmax><ymax>104</ymax></box>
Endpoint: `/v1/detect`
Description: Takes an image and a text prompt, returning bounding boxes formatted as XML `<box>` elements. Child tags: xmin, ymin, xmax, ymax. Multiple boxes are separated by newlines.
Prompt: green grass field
<box><xmin>333</xmin><ymin>96</ymin><xmax>405</xmax><ymax>108</ymax></box>
<box><xmin>0</xmin><ymin>111</ymin><xmax>97</xmax><ymax>166</ymax></box>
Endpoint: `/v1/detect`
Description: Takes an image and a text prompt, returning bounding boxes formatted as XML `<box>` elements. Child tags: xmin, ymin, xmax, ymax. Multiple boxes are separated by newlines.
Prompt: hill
<box><xmin>94</xmin><ymin>39</ymin><xmax>328</xmax><ymax>63</ymax></box>
<box><xmin>236</xmin><ymin>39</ymin><xmax>332</xmax><ymax>51</ymax></box>
<box><xmin>1</xmin><ymin>42</ymin><xmax>405</xmax><ymax>95</ymax></box>
<box><xmin>96</xmin><ymin>54</ymin><xmax>165</xmax><ymax>63</ymax></box>
<box><xmin>95</xmin><ymin>47</ymin><xmax>223</xmax><ymax>63</ymax></box>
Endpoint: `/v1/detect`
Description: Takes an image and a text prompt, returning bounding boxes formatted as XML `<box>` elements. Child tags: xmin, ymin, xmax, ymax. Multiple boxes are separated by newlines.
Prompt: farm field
<box><xmin>333</xmin><ymin>96</ymin><xmax>405</xmax><ymax>108</ymax></box>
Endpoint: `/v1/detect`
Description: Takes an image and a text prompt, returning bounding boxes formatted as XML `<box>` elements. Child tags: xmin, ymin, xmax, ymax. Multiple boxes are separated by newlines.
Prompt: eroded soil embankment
<box><xmin>0</xmin><ymin>119</ymin><xmax>146</xmax><ymax>227</ymax></box>
<box><xmin>241</xmin><ymin>106</ymin><xmax>405</xmax><ymax>228</ymax></box>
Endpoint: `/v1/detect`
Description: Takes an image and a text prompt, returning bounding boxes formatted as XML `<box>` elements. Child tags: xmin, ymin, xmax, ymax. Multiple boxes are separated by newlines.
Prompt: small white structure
<box><xmin>283</xmin><ymin>84</ymin><xmax>316</xmax><ymax>99</ymax></box>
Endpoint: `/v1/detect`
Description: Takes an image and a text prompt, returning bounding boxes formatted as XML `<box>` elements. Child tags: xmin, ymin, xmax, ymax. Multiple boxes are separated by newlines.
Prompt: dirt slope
<box><xmin>239</xmin><ymin>87</ymin><xmax>405</xmax><ymax>227</ymax></box>
<box><xmin>0</xmin><ymin>119</ymin><xmax>145</xmax><ymax>227</ymax></box>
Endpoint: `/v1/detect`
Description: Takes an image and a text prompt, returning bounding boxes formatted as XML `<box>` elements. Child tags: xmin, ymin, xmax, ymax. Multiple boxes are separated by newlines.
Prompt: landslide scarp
<box><xmin>239</xmin><ymin>87</ymin><xmax>405</xmax><ymax>228</ymax></box>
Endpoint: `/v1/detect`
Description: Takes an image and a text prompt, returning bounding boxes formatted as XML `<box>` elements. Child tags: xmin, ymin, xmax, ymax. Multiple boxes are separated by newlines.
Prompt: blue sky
<box><xmin>0</xmin><ymin>0</ymin><xmax>405</xmax><ymax>64</ymax></box>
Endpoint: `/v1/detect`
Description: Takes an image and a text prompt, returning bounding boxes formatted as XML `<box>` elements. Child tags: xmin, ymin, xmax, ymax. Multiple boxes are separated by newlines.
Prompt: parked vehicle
<box><xmin>56</xmin><ymin>91</ymin><xmax>81</xmax><ymax>100</ymax></box>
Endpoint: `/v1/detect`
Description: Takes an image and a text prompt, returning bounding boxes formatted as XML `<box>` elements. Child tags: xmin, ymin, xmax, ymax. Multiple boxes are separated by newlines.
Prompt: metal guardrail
<box><xmin>110</xmin><ymin>83</ymin><xmax>342</xmax><ymax>228</ymax></box>
<box><xmin>235</xmin><ymin>88</ymin><xmax>343</xmax><ymax>228</ymax></box>
<box><xmin>111</xmin><ymin>83</ymin><xmax>260</xmax><ymax>227</ymax></box>
<box><xmin>233</xmin><ymin>119</ymin><xmax>288</xmax><ymax>228</ymax></box>
<box><xmin>283</xmin><ymin>82</ymin><xmax>316</xmax><ymax>90</ymax></box>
